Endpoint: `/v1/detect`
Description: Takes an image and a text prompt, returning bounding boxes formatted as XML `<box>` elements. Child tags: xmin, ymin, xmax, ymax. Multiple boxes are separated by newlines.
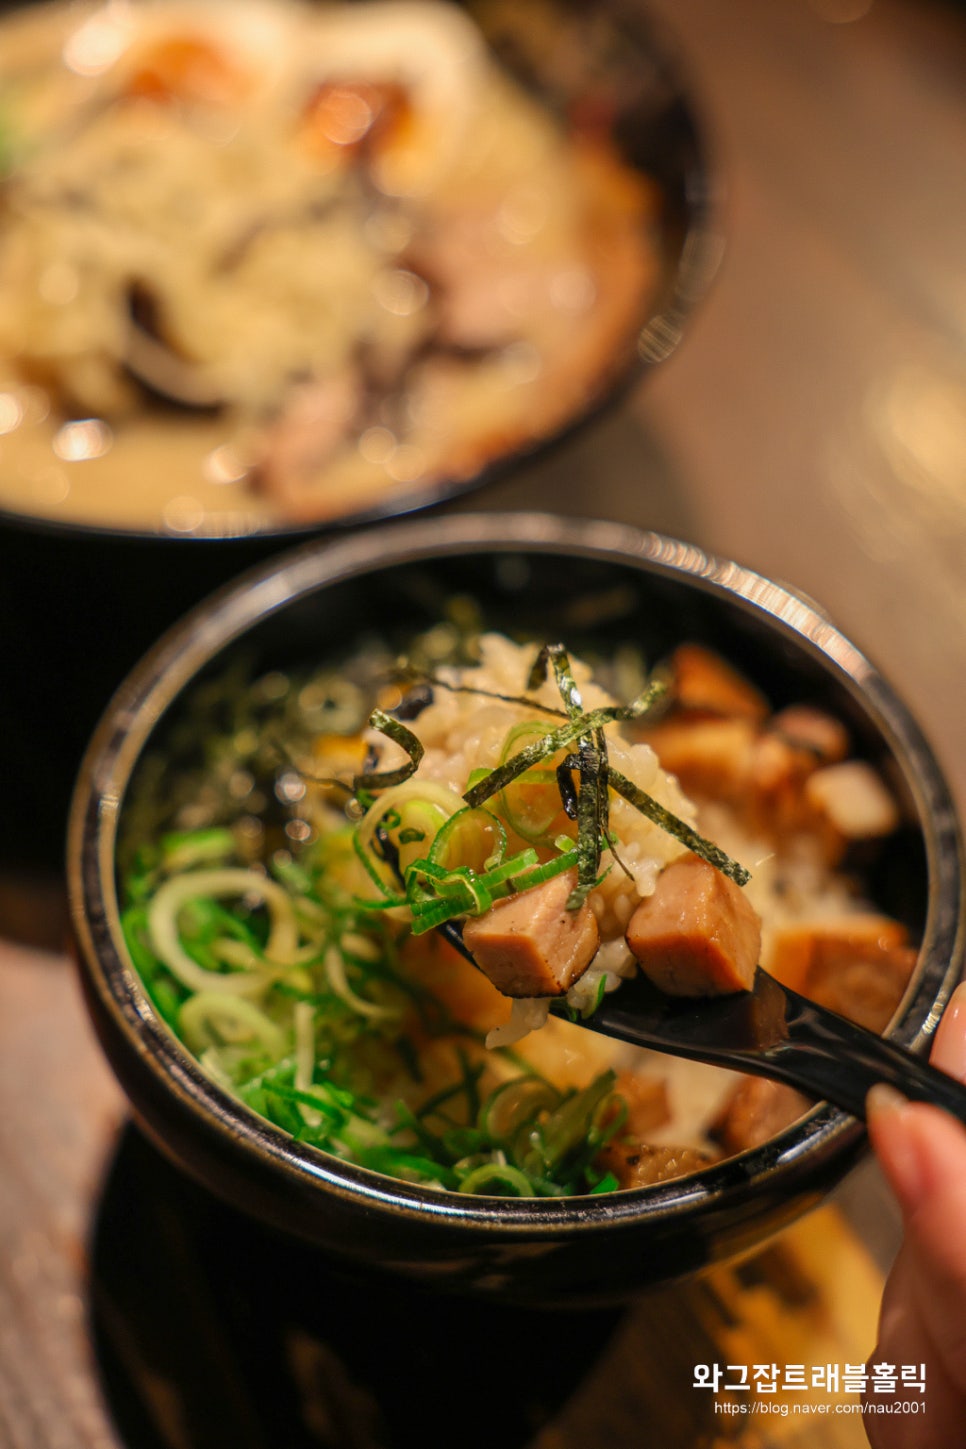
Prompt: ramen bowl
<box><xmin>67</xmin><ymin>514</ymin><xmax>965</xmax><ymax>1304</ymax></box>
<box><xmin>1</xmin><ymin>0</ymin><xmax>717</xmax><ymax>866</ymax></box>
<box><xmin>0</xmin><ymin>0</ymin><xmax>715</xmax><ymax>543</ymax></box>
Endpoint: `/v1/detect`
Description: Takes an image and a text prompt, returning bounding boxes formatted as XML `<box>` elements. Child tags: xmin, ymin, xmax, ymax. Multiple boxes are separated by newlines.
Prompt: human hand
<box><xmin>865</xmin><ymin>980</ymin><xmax>966</xmax><ymax>1448</ymax></box>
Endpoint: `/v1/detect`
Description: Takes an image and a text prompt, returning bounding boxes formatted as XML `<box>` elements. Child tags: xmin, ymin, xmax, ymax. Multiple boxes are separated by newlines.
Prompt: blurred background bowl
<box><xmin>68</xmin><ymin>512</ymin><xmax>965</xmax><ymax>1306</ymax></box>
<box><xmin>0</xmin><ymin>0</ymin><xmax>717</xmax><ymax>869</ymax></box>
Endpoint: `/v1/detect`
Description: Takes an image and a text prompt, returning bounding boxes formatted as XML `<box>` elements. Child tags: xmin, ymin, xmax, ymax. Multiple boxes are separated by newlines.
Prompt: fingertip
<box><xmin>931</xmin><ymin>980</ymin><xmax>966</xmax><ymax>1081</ymax></box>
<box><xmin>867</xmin><ymin>1085</ymin><xmax>921</xmax><ymax>1215</ymax></box>
<box><xmin>867</xmin><ymin>1083</ymin><xmax>909</xmax><ymax>1120</ymax></box>
<box><xmin>867</xmin><ymin>1091</ymin><xmax>966</xmax><ymax>1220</ymax></box>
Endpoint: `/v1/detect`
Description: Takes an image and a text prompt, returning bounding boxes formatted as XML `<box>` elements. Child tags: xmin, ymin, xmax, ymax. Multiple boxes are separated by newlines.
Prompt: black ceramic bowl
<box><xmin>67</xmin><ymin>514</ymin><xmax>965</xmax><ymax>1305</ymax></box>
<box><xmin>0</xmin><ymin>0</ymin><xmax>717</xmax><ymax>867</ymax></box>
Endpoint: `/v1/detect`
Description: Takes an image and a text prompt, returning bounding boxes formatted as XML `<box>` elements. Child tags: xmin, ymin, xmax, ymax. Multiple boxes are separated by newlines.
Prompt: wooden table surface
<box><xmin>3</xmin><ymin>1</ymin><xmax>965</xmax><ymax>1445</ymax></box>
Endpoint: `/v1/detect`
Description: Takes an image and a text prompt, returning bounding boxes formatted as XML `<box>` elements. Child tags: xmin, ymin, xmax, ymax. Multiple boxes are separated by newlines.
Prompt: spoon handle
<box><xmin>569</xmin><ymin>968</ymin><xmax>966</xmax><ymax>1124</ymax></box>
<box><xmin>772</xmin><ymin>983</ymin><xmax>966</xmax><ymax>1122</ymax></box>
<box><xmin>447</xmin><ymin>917</ymin><xmax>966</xmax><ymax>1124</ymax></box>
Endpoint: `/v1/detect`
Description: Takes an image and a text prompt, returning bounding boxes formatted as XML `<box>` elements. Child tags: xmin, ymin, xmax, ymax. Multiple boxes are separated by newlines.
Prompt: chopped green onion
<box><xmin>179</xmin><ymin>992</ymin><xmax>287</xmax><ymax>1058</ymax></box>
<box><xmin>404</xmin><ymin>845</ymin><xmax>580</xmax><ymax>934</ymax></box>
<box><xmin>496</xmin><ymin>720</ymin><xmax>566</xmax><ymax>843</ymax></box>
<box><xmin>457</xmin><ymin>1163</ymin><xmax>536</xmax><ymax>1197</ymax></box>
<box><xmin>428</xmin><ymin>806</ymin><xmax>507</xmax><ymax>875</ymax></box>
<box><xmin>146</xmin><ymin>868</ymin><xmax>298</xmax><ymax>995</ymax></box>
<box><xmin>479</xmin><ymin>1076</ymin><xmax>560</xmax><ymax>1145</ymax></box>
<box><xmin>354</xmin><ymin>1145</ymin><xmax>458</xmax><ymax>1187</ymax></box>
<box><xmin>261</xmin><ymin>1081</ymin><xmax>349</xmax><ymax>1125</ymax></box>
<box><xmin>160</xmin><ymin>827</ymin><xmax>237</xmax><ymax>872</ymax></box>
<box><xmin>576</xmin><ymin>972</ymin><xmax>609</xmax><ymax>1020</ymax></box>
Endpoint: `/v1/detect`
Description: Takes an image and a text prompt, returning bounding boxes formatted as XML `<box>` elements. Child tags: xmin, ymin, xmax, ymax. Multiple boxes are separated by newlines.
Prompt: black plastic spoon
<box><xmin>440</xmin><ymin>923</ymin><xmax>966</xmax><ymax>1122</ymax></box>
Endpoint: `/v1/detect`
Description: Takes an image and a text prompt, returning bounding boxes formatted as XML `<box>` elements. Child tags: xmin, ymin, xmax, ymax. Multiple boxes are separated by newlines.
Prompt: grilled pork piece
<box><xmin>709</xmin><ymin>1077</ymin><xmax>812</xmax><ymax>1155</ymax></box>
<box><xmin>600</xmin><ymin>1142</ymin><xmax>719</xmax><ymax>1189</ymax></box>
<box><xmin>667</xmin><ymin>643</ymin><xmax>770</xmax><ymax>721</ymax></box>
<box><xmin>461</xmin><ymin>867</ymin><xmax>599</xmax><ymax>998</ymax></box>
<box><xmin>625</xmin><ymin>854</ymin><xmax>761</xmax><ymax>997</ymax></box>
<box><xmin>768</xmin><ymin>915</ymin><xmax>917</xmax><ymax>1033</ymax></box>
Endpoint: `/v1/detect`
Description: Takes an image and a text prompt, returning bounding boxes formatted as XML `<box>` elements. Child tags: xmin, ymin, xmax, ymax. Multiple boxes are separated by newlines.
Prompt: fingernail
<box><xmin>866</xmin><ymin>1084</ymin><xmax>925</xmax><ymax>1215</ymax></box>
<box><xmin>867</xmin><ymin>1083</ymin><xmax>908</xmax><ymax>1117</ymax></box>
<box><xmin>931</xmin><ymin>980</ymin><xmax>966</xmax><ymax>1081</ymax></box>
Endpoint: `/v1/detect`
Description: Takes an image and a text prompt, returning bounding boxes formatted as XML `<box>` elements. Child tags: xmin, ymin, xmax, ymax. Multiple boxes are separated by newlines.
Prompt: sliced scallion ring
<box><xmin>355</xmin><ymin>781</ymin><xmax>464</xmax><ymax>896</ymax></box>
<box><xmin>496</xmin><ymin>719</ymin><xmax>566</xmax><ymax>843</ymax></box>
<box><xmin>479</xmin><ymin>1076</ymin><xmax>560</xmax><ymax>1145</ymax></box>
<box><xmin>323</xmin><ymin>944</ymin><xmax>399</xmax><ymax>1020</ymax></box>
<box><xmin>457</xmin><ymin>1162</ymin><xmax>537</xmax><ymax>1197</ymax></box>
<box><xmin>146</xmin><ymin>867</ymin><xmax>299</xmax><ymax>995</ymax></box>
<box><xmin>178</xmin><ymin>992</ymin><xmax>287</xmax><ymax>1058</ymax></box>
<box><xmin>428</xmin><ymin>805</ymin><xmax>507</xmax><ymax>874</ymax></box>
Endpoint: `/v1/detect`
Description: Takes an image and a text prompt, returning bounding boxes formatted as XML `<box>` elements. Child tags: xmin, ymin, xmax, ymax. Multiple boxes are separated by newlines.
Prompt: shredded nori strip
<box><xmin>606</xmin><ymin>766</ymin><xmax>751</xmax><ymax>887</ymax></box>
<box><xmin>571</xmin><ymin>738</ymin><xmax>605</xmax><ymax>909</ymax></box>
<box><xmin>555</xmin><ymin>755</ymin><xmax>580</xmax><ymax>819</ymax></box>
<box><xmin>352</xmin><ymin>708</ymin><xmax>424</xmax><ymax>792</ymax></box>
<box><xmin>534</xmin><ymin>644</ymin><xmax>605</xmax><ymax>910</ymax></box>
<box><xmin>396</xmin><ymin>661</ymin><xmax>568</xmax><ymax>718</ymax></box>
<box><xmin>462</xmin><ymin>684</ymin><xmax>666</xmax><ymax>809</ymax></box>
<box><xmin>391</xmin><ymin>682</ymin><xmax>435</xmax><ymax>720</ymax></box>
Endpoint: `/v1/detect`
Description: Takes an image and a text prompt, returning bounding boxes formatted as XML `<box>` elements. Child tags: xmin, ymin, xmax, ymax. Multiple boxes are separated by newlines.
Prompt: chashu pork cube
<box><xmin>768</xmin><ymin>915</ymin><xmax>917</xmax><ymax>1034</ymax></box>
<box><xmin>771</xmin><ymin>704</ymin><xmax>850</xmax><ymax>765</ymax></box>
<box><xmin>804</xmin><ymin>760</ymin><xmax>900</xmax><ymax>841</ymax></box>
<box><xmin>598</xmin><ymin>1141</ymin><xmax>719</xmax><ymax>1190</ymax></box>
<box><xmin>625</xmin><ymin>854</ymin><xmax>761</xmax><ymax>997</ymax></box>
<box><xmin>640</xmin><ymin>715</ymin><xmax>757</xmax><ymax>804</ymax></box>
<box><xmin>461</xmin><ymin>868</ymin><xmax>599</xmax><ymax>999</ymax></box>
<box><xmin>709</xmin><ymin>1077</ymin><xmax>812</xmax><ymax>1155</ymax></box>
<box><xmin>667</xmin><ymin>643</ymin><xmax>770</xmax><ymax>721</ymax></box>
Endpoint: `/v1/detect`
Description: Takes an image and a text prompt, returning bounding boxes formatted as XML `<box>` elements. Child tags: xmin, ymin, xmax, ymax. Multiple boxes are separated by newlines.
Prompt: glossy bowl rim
<box><xmin>67</xmin><ymin>511</ymin><xmax>966</xmax><ymax>1236</ymax></box>
<box><xmin>0</xmin><ymin>1</ymin><xmax>721</xmax><ymax>547</ymax></box>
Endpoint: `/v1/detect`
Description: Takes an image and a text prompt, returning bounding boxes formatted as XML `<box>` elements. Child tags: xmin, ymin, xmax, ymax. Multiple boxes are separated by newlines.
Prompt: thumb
<box><xmin>867</xmin><ymin>1085</ymin><xmax>966</xmax><ymax>1395</ymax></box>
<box><xmin>866</xmin><ymin>978</ymin><xmax>966</xmax><ymax>1220</ymax></box>
<box><xmin>930</xmin><ymin>980</ymin><xmax>966</xmax><ymax>1081</ymax></box>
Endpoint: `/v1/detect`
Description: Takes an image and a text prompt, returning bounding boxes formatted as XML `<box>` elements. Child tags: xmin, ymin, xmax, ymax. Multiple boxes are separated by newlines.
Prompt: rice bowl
<box><xmin>68</xmin><ymin>515</ymin><xmax>965</xmax><ymax>1301</ymax></box>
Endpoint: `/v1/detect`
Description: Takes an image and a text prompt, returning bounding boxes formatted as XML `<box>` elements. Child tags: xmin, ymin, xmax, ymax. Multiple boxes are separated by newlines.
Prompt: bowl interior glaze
<box><xmin>68</xmin><ymin>514</ymin><xmax>965</xmax><ymax>1303</ymax></box>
